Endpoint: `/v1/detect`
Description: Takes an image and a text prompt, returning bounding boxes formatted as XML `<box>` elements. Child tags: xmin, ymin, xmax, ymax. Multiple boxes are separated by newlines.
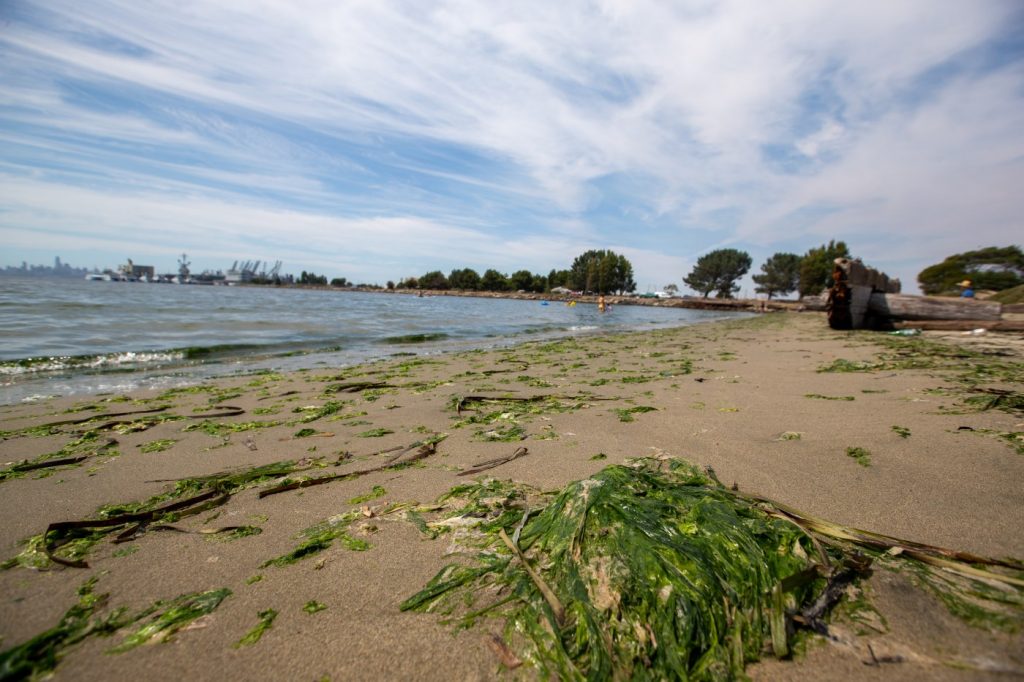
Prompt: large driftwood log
<box><xmin>827</xmin><ymin>258</ymin><xmax>902</xmax><ymax>329</ymax></box>
<box><xmin>891</xmin><ymin>319</ymin><xmax>1024</xmax><ymax>331</ymax></box>
<box><xmin>868</xmin><ymin>293</ymin><xmax>1002</xmax><ymax>322</ymax></box>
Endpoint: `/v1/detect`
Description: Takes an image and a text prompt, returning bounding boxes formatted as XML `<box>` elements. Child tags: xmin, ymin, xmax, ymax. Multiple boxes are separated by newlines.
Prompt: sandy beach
<box><xmin>1</xmin><ymin>311</ymin><xmax>1021</xmax><ymax>681</ymax></box>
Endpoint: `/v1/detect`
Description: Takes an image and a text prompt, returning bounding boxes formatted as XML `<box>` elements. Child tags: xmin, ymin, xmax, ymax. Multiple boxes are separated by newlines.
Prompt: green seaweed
<box><xmin>845</xmin><ymin>447</ymin><xmax>872</xmax><ymax>467</ymax></box>
<box><xmin>183</xmin><ymin>420</ymin><xmax>281</xmax><ymax>437</ymax></box>
<box><xmin>613</xmin><ymin>406</ymin><xmax>657</xmax><ymax>422</ymax></box>
<box><xmin>138</xmin><ymin>438</ymin><xmax>177</xmax><ymax>453</ymax></box>
<box><xmin>234</xmin><ymin>609</ymin><xmax>277</xmax><ymax>648</ymax></box>
<box><xmin>474</xmin><ymin>424</ymin><xmax>526</xmax><ymax>442</ymax></box>
<box><xmin>401</xmin><ymin>460</ymin><xmax>829</xmax><ymax>679</ymax></box>
<box><xmin>0</xmin><ymin>580</ymin><xmax>231</xmax><ymax>677</ymax></box>
<box><xmin>4</xmin><ymin>460</ymin><xmax>317</xmax><ymax>569</ymax></box>
<box><xmin>891</xmin><ymin>425</ymin><xmax>911</xmax><ymax>439</ymax></box>
<box><xmin>402</xmin><ymin>458</ymin><xmax>1024</xmax><ymax>678</ymax></box>
<box><xmin>294</xmin><ymin>401</ymin><xmax>345</xmax><ymax>423</ymax></box>
<box><xmin>294</xmin><ymin>428</ymin><xmax>319</xmax><ymax>438</ymax></box>
<box><xmin>348</xmin><ymin>485</ymin><xmax>386</xmax><ymax>504</ymax></box>
<box><xmin>303</xmin><ymin>601</ymin><xmax>327</xmax><ymax>615</ymax></box>
<box><xmin>0</xmin><ymin>578</ymin><xmax>114</xmax><ymax>679</ymax></box>
<box><xmin>262</xmin><ymin>510</ymin><xmax>368</xmax><ymax>567</ymax></box>
<box><xmin>357</xmin><ymin>428</ymin><xmax>394</xmax><ymax>438</ymax></box>
<box><xmin>111</xmin><ymin>588</ymin><xmax>232</xmax><ymax>652</ymax></box>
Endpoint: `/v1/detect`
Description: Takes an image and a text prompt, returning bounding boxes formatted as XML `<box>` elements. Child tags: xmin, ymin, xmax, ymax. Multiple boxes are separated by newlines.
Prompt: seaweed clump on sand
<box><xmin>402</xmin><ymin>458</ymin><xmax>1024</xmax><ymax>680</ymax></box>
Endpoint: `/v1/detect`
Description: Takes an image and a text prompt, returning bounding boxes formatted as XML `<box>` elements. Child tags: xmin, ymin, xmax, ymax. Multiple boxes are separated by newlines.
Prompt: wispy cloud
<box><xmin>1</xmin><ymin>0</ymin><xmax>1022</xmax><ymax>291</ymax></box>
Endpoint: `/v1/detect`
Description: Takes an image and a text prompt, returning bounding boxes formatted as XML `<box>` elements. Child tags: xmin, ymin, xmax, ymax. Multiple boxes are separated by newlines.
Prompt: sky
<box><xmin>1</xmin><ymin>1</ymin><xmax>1022</xmax><ymax>294</ymax></box>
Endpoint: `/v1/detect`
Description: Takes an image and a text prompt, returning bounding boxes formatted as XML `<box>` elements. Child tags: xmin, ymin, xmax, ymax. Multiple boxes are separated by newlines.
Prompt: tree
<box><xmin>917</xmin><ymin>246</ymin><xmax>1024</xmax><ymax>295</ymax></box>
<box><xmin>509</xmin><ymin>269</ymin><xmax>535</xmax><ymax>292</ymax></box>
<box><xmin>418</xmin><ymin>270</ymin><xmax>449</xmax><ymax>290</ymax></box>
<box><xmin>799</xmin><ymin>240</ymin><xmax>849</xmax><ymax>297</ymax></box>
<box><xmin>298</xmin><ymin>271</ymin><xmax>327</xmax><ymax>285</ymax></box>
<box><xmin>752</xmin><ymin>252</ymin><xmax>801</xmax><ymax>299</ymax></box>
<box><xmin>531</xmin><ymin>274</ymin><xmax>548</xmax><ymax>293</ymax></box>
<box><xmin>448</xmin><ymin>268</ymin><xmax>481</xmax><ymax>290</ymax></box>
<box><xmin>568</xmin><ymin>250</ymin><xmax>636</xmax><ymax>294</ymax></box>
<box><xmin>386</xmin><ymin>280</ymin><xmax>395</xmax><ymax>290</ymax></box>
<box><xmin>330</xmin><ymin>277</ymin><xmax>349</xmax><ymax>288</ymax></box>
<box><xmin>683</xmin><ymin>249</ymin><xmax>752</xmax><ymax>298</ymax></box>
<box><xmin>547</xmin><ymin>269</ymin><xmax>571</xmax><ymax>290</ymax></box>
<box><xmin>663</xmin><ymin>283</ymin><xmax>679</xmax><ymax>295</ymax></box>
<box><xmin>480</xmin><ymin>269</ymin><xmax>509</xmax><ymax>291</ymax></box>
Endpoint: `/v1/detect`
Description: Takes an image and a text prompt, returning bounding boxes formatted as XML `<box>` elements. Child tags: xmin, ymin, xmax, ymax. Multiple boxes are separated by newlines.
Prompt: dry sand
<box><xmin>1</xmin><ymin>312</ymin><xmax>1021</xmax><ymax>680</ymax></box>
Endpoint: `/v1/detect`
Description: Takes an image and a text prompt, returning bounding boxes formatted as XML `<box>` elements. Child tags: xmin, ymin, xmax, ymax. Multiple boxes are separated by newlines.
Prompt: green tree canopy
<box><xmin>547</xmin><ymin>269</ymin><xmax>571</xmax><ymax>290</ymax></box>
<box><xmin>298</xmin><ymin>271</ymin><xmax>327</xmax><ymax>285</ymax></box>
<box><xmin>799</xmin><ymin>240</ymin><xmax>850</xmax><ymax>297</ymax></box>
<box><xmin>418</xmin><ymin>270</ymin><xmax>449</xmax><ymax>290</ymax></box>
<box><xmin>917</xmin><ymin>246</ymin><xmax>1024</xmax><ymax>295</ymax></box>
<box><xmin>509</xmin><ymin>269</ymin><xmax>536</xmax><ymax>292</ymax></box>
<box><xmin>480</xmin><ymin>269</ymin><xmax>509</xmax><ymax>292</ymax></box>
<box><xmin>568</xmin><ymin>250</ymin><xmax>636</xmax><ymax>294</ymax></box>
<box><xmin>448</xmin><ymin>268</ymin><xmax>481</xmax><ymax>290</ymax></box>
<box><xmin>752</xmin><ymin>252</ymin><xmax>801</xmax><ymax>299</ymax></box>
<box><xmin>683</xmin><ymin>249</ymin><xmax>752</xmax><ymax>298</ymax></box>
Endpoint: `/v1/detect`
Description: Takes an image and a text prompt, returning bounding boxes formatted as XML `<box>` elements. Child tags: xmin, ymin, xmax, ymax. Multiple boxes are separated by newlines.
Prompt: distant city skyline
<box><xmin>2</xmin><ymin>2</ymin><xmax>1023</xmax><ymax>294</ymax></box>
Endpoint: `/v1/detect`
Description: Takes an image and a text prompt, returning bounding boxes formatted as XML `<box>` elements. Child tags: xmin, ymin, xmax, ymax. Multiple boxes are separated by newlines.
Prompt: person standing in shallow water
<box><xmin>598</xmin><ymin>295</ymin><xmax>607</xmax><ymax>312</ymax></box>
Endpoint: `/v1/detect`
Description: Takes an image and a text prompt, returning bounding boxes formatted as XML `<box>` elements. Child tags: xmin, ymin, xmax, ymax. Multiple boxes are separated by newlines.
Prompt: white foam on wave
<box><xmin>0</xmin><ymin>350</ymin><xmax>185</xmax><ymax>376</ymax></box>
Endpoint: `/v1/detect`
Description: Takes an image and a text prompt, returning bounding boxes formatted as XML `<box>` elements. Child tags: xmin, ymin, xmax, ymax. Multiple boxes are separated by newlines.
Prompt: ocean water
<box><xmin>0</xmin><ymin>277</ymin><xmax>745</xmax><ymax>404</ymax></box>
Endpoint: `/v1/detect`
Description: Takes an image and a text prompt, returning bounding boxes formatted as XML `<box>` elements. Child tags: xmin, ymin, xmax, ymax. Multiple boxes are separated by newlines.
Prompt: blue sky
<box><xmin>1</xmin><ymin>1</ymin><xmax>1022</xmax><ymax>294</ymax></box>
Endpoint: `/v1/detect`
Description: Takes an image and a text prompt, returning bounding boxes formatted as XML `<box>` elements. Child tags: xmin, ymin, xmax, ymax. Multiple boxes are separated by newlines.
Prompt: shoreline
<box><xmin>1</xmin><ymin>313</ymin><xmax>1021</xmax><ymax>680</ymax></box>
<box><xmin>279</xmin><ymin>282</ymin><xmax>821</xmax><ymax>313</ymax></box>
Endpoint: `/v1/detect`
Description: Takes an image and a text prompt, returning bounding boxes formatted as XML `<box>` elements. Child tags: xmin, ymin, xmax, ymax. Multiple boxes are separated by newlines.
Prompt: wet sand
<box><xmin>1</xmin><ymin>312</ymin><xmax>1021</xmax><ymax>680</ymax></box>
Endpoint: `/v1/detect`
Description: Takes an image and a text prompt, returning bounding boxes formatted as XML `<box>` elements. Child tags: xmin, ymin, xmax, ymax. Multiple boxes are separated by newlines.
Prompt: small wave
<box><xmin>0</xmin><ymin>350</ymin><xmax>186</xmax><ymax>376</ymax></box>
<box><xmin>379</xmin><ymin>333</ymin><xmax>449</xmax><ymax>344</ymax></box>
<box><xmin>569</xmin><ymin>325</ymin><xmax>598</xmax><ymax>331</ymax></box>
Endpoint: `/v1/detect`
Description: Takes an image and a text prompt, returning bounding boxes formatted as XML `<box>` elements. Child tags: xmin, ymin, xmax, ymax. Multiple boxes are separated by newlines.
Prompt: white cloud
<box><xmin>0</xmin><ymin>0</ymin><xmax>1022</xmax><ymax>291</ymax></box>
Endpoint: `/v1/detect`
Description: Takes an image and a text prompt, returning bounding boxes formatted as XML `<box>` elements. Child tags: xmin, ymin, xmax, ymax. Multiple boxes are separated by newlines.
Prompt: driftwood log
<box><xmin>828</xmin><ymin>258</ymin><xmax>1007</xmax><ymax>330</ymax></box>
<box><xmin>827</xmin><ymin>258</ymin><xmax>901</xmax><ymax>330</ymax></box>
<box><xmin>868</xmin><ymin>293</ymin><xmax>1001</xmax><ymax>322</ymax></box>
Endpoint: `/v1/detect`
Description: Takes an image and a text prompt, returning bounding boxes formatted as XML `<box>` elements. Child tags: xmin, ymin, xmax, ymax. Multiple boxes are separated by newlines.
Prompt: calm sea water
<box><xmin>0</xmin><ymin>277</ymin><xmax>745</xmax><ymax>404</ymax></box>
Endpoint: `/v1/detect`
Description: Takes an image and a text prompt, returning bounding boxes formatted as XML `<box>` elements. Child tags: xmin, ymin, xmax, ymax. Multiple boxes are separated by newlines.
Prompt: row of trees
<box><xmin>316</xmin><ymin>241</ymin><xmax>1022</xmax><ymax>302</ymax></box>
<box><xmin>396</xmin><ymin>249</ymin><xmax>637</xmax><ymax>295</ymax></box>
<box><xmin>682</xmin><ymin>240</ymin><xmax>850</xmax><ymax>299</ymax></box>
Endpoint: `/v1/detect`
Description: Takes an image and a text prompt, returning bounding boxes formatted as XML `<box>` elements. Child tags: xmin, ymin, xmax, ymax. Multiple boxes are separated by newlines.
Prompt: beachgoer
<box><xmin>959</xmin><ymin>280</ymin><xmax>975</xmax><ymax>298</ymax></box>
<box><xmin>598</xmin><ymin>294</ymin><xmax>606</xmax><ymax>312</ymax></box>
